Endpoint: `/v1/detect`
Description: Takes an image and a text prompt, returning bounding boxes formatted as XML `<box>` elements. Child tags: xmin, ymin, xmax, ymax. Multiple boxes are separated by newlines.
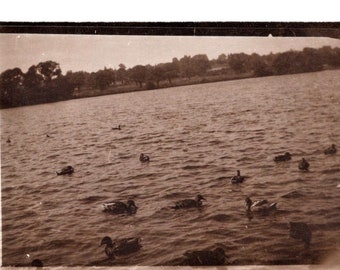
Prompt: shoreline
<box><xmin>1</xmin><ymin>68</ymin><xmax>338</xmax><ymax>109</ymax></box>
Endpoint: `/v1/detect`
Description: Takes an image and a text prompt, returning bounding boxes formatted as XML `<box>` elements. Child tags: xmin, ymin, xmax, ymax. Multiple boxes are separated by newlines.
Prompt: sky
<box><xmin>1</xmin><ymin>34</ymin><xmax>340</xmax><ymax>74</ymax></box>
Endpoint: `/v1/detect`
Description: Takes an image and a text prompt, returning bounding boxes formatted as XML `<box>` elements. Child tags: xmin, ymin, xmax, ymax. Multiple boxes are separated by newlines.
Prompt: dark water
<box><xmin>1</xmin><ymin>70</ymin><xmax>340</xmax><ymax>267</ymax></box>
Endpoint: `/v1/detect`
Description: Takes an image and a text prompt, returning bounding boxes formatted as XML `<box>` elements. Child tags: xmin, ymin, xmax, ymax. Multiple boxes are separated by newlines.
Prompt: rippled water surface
<box><xmin>1</xmin><ymin>70</ymin><xmax>340</xmax><ymax>266</ymax></box>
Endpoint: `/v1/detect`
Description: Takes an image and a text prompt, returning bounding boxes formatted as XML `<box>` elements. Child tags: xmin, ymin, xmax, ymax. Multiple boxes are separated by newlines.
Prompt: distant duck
<box><xmin>139</xmin><ymin>153</ymin><xmax>150</xmax><ymax>163</ymax></box>
<box><xmin>46</xmin><ymin>134</ymin><xmax>51</xmax><ymax>138</ymax></box>
<box><xmin>245</xmin><ymin>197</ymin><xmax>277</xmax><ymax>214</ymax></box>
<box><xmin>102</xmin><ymin>200</ymin><xmax>138</xmax><ymax>214</ymax></box>
<box><xmin>100</xmin><ymin>236</ymin><xmax>142</xmax><ymax>259</ymax></box>
<box><xmin>6</xmin><ymin>138</ymin><xmax>11</xmax><ymax>143</ymax></box>
<box><xmin>289</xmin><ymin>222</ymin><xmax>312</xmax><ymax>248</ymax></box>
<box><xmin>183</xmin><ymin>247</ymin><xmax>226</xmax><ymax>266</ymax></box>
<box><xmin>172</xmin><ymin>194</ymin><xmax>206</xmax><ymax>209</ymax></box>
<box><xmin>112</xmin><ymin>125</ymin><xmax>121</xmax><ymax>130</ymax></box>
<box><xmin>298</xmin><ymin>158</ymin><xmax>309</xmax><ymax>171</ymax></box>
<box><xmin>274</xmin><ymin>152</ymin><xmax>292</xmax><ymax>162</ymax></box>
<box><xmin>56</xmin><ymin>165</ymin><xmax>74</xmax><ymax>175</ymax></box>
<box><xmin>31</xmin><ymin>259</ymin><xmax>43</xmax><ymax>267</ymax></box>
<box><xmin>324</xmin><ymin>144</ymin><xmax>337</xmax><ymax>155</ymax></box>
<box><xmin>231</xmin><ymin>170</ymin><xmax>245</xmax><ymax>184</ymax></box>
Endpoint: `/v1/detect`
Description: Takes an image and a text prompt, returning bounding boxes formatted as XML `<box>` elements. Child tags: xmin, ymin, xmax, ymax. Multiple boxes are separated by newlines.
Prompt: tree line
<box><xmin>1</xmin><ymin>46</ymin><xmax>340</xmax><ymax>108</ymax></box>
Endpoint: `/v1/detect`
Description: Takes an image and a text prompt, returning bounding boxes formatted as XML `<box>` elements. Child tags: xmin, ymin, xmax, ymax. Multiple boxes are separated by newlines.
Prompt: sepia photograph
<box><xmin>1</xmin><ymin>22</ymin><xmax>340</xmax><ymax>268</ymax></box>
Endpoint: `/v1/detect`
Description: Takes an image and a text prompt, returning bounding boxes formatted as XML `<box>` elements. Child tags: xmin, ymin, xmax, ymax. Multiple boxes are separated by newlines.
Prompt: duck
<box><xmin>31</xmin><ymin>259</ymin><xmax>43</xmax><ymax>267</ymax></box>
<box><xmin>172</xmin><ymin>194</ymin><xmax>206</xmax><ymax>209</ymax></box>
<box><xmin>56</xmin><ymin>165</ymin><xmax>74</xmax><ymax>175</ymax></box>
<box><xmin>289</xmin><ymin>222</ymin><xmax>312</xmax><ymax>248</ymax></box>
<box><xmin>102</xmin><ymin>200</ymin><xmax>138</xmax><ymax>214</ymax></box>
<box><xmin>112</xmin><ymin>125</ymin><xmax>121</xmax><ymax>130</ymax></box>
<box><xmin>274</xmin><ymin>152</ymin><xmax>292</xmax><ymax>162</ymax></box>
<box><xmin>298</xmin><ymin>158</ymin><xmax>309</xmax><ymax>171</ymax></box>
<box><xmin>324</xmin><ymin>144</ymin><xmax>337</xmax><ymax>155</ymax></box>
<box><xmin>6</xmin><ymin>138</ymin><xmax>11</xmax><ymax>143</ymax></box>
<box><xmin>139</xmin><ymin>153</ymin><xmax>150</xmax><ymax>163</ymax></box>
<box><xmin>182</xmin><ymin>247</ymin><xmax>226</xmax><ymax>265</ymax></box>
<box><xmin>100</xmin><ymin>236</ymin><xmax>142</xmax><ymax>259</ymax></box>
<box><xmin>231</xmin><ymin>170</ymin><xmax>245</xmax><ymax>184</ymax></box>
<box><xmin>245</xmin><ymin>197</ymin><xmax>277</xmax><ymax>215</ymax></box>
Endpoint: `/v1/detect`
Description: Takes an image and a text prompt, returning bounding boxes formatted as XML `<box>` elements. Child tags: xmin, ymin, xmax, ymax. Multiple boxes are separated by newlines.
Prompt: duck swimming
<box><xmin>31</xmin><ymin>259</ymin><xmax>43</xmax><ymax>267</ymax></box>
<box><xmin>100</xmin><ymin>236</ymin><xmax>142</xmax><ymax>259</ymax></box>
<box><xmin>102</xmin><ymin>200</ymin><xmax>138</xmax><ymax>214</ymax></box>
<box><xmin>182</xmin><ymin>247</ymin><xmax>226</xmax><ymax>266</ymax></box>
<box><xmin>56</xmin><ymin>165</ymin><xmax>74</xmax><ymax>175</ymax></box>
<box><xmin>289</xmin><ymin>222</ymin><xmax>312</xmax><ymax>248</ymax></box>
<box><xmin>139</xmin><ymin>153</ymin><xmax>150</xmax><ymax>162</ymax></box>
<box><xmin>324</xmin><ymin>144</ymin><xmax>337</xmax><ymax>155</ymax></box>
<box><xmin>172</xmin><ymin>194</ymin><xmax>206</xmax><ymax>209</ymax></box>
<box><xmin>245</xmin><ymin>197</ymin><xmax>277</xmax><ymax>215</ymax></box>
<box><xmin>298</xmin><ymin>158</ymin><xmax>309</xmax><ymax>171</ymax></box>
<box><xmin>274</xmin><ymin>152</ymin><xmax>292</xmax><ymax>162</ymax></box>
<box><xmin>112</xmin><ymin>125</ymin><xmax>121</xmax><ymax>130</ymax></box>
<box><xmin>231</xmin><ymin>170</ymin><xmax>245</xmax><ymax>184</ymax></box>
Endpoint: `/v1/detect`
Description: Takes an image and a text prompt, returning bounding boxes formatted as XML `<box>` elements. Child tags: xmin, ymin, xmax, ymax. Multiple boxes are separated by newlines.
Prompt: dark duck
<box><xmin>324</xmin><ymin>144</ymin><xmax>337</xmax><ymax>155</ymax></box>
<box><xmin>231</xmin><ymin>170</ymin><xmax>245</xmax><ymax>184</ymax></box>
<box><xmin>56</xmin><ymin>165</ymin><xmax>74</xmax><ymax>175</ymax></box>
<box><xmin>102</xmin><ymin>200</ymin><xmax>138</xmax><ymax>214</ymax></box>
<box><xmin>245</xmin><ymin>197</ymin><xmax>277</xmax><ymax>215</ymax></box>
<box><xmin>298</xmin><ymin>158</ymin><xmax>309</xmax><ymax>171</ymax></box>
<box><xmin>112</xmin><ymin>125</ymin><xmax>121</xmax><ymax>130</ymax></box>
<box><xmin>182</xmin><ymin>247</ymin><xmax>226</xmax><ymax>266</ymax></box>
<box><xmin>172</xmin><ymin>194</ymin><xmax>206</xmax><ymax>209</ymax></box>
<box><xmin>289</xmin><ymin>222</ymin><xmax>312</xmax><ymax>248</ymax></box>
<box><xmin>139</xmin><ymin>153</ymin><xmax>150</xmax><ymax>162</ymax></box>
<box><xmin>274</xmin><ymin>152</ymin><xmax>291</xmax><ymax>162</ymax></box>
<box><xmin>31</xmin><ymin>259</ymin><xmax>43</xmax><ymax>267</ymax></box>
<box><xmin>100</xmin><ymin>236</ymin><xmax>142</xmax><ymax>260</ymax></box>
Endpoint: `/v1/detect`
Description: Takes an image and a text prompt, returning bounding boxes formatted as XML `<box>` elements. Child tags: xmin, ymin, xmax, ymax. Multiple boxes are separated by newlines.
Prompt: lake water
<box><xmin>1</xmin><ymin>70</ymin><xmax>340</xmax><ymax>267</ymax></box>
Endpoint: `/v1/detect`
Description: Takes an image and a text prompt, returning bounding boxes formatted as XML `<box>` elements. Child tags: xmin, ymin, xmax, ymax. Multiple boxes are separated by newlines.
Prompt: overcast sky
<box><xmin>1</xmin><ymin>34</ymin><xmax>340</xmax><ymax>74</ymax></box>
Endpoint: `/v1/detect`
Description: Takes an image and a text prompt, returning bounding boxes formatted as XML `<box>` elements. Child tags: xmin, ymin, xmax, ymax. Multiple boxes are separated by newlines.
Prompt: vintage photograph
<box><xmin>1</xmin><ymin>23</ymin><xmax>340</xmax><ymax>267</ymax></box>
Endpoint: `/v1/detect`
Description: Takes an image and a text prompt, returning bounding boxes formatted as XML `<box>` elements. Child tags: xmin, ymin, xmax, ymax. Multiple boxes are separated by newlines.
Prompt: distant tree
<box><xmin>300</xmin><ymin>47</ymin><xmax>323</xmax><ymax>72</ymax></box>
<box><xmin>65</xmin><ymin>71</ymin><xmax>87</xmax><ymax>89</ymax></box>
<box><xmin>216</xmin><ymin>53</ymin><xmax>228</xmax><ymax>65</ymax></box>
<box><xmin>116</xmin><ymin>63</ymin><xmax>127</xmax><ymax>85</ymax></box>
<box><xmin>228</xmin><ymin>53</ymin><xmax>250</xmax><ymax>74</ymax></box>
<box><xmin>191</xmin><ymin>54</ymin><xmax>210</xmax><ymax>76</ymax></box>
<box><xmin>0</xmin><ymin>68</ymin><xmax>25</xmax><ymax>107</ymax></box>
<box><xmin>149</xmin><ymin>64</ymin><xmax>166</xmax><ymax>87</ymax></box>
<box><xmin>179</xmin><ymin>55</ymin><xmax>195</xmax><ymax>79</ymax></box>
<box><xmin>249</xmin><ymin>53</ymin><xmax>272</xmax><ymax>77</ymax></box>
<box><xmin>129</xmin><ymin>65</ymin><xmax>148</xmax><ymax>87</ymax></box>
<box><xmin>94</xmin><ymin>68</ymin><xmax>115</xmax><ymax>90</ymax></box>
<box><xmin>24</xmin><ymin>65</ymin><xmax>44</xmax><ymax>89</ymax></box>
<box><xmin>36</xmin><ymin>61</ymin><xmax>62</xmax><ymax>82</ymax></box>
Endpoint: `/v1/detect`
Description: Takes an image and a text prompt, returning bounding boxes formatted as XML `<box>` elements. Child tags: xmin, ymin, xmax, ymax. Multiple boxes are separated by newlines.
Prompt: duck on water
<box><xmin>231</xmin><ymin>170</ymin><xmax>245</xmax><ymax>184</ymax></box>
<box><xmin>139</xmin><ymin>153</ymin><xmax>150</xmax><ymax>162</ymax></box>
<box><xmin>274</xmin><ymin>152</ymin><xmax>292</xmax><ymax>162</ymax></box>
<box><xmin>102</xmin><ymin>200</ymin><xmax>138</xmax><ymax>214</ymax></box>
<box><xmin>324</xmin><ymin>144</ymin><xmax>337</xmax><ymax>155</ymax></box>
<box><xmin>172</xmin><ymin>194</ymin><xmax>206</xmax><ymax>209</ymax></box>
<box><xmin>182</xmin><ymin>247</ymin><xmax>226</xmax><ymax>266</ymax></box>
<box><xmin>100</xmin><ymin>236</ymin><xmax>142</xmax><ymax>259</ymax></box>
<box><xmin>56</xmin><ymin>165</ymin><xmax>74</xmax><ymax>175</ymax></box>
<box><xmin>112</xmin><ymin>125</ymin><xmax>121</xmax><ymax>130</ymax></box>
<box><xmin>245</xmin><ymin>197</ymin><xmax>278</xmax><ymax>215</ymax></box>
<box><xmin>298</xmin><ymin>158</ymin><xmax>310</xmax><ymax>171</ymax></box>
<box><xmin>289</xmin><ymin>222</ymin><xmax>312</xmax><ymax>248</ymax></box>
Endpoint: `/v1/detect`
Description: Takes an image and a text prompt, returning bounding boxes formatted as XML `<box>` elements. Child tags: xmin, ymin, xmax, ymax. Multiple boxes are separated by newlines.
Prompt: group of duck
<box><xmin>52</xmin><ymin>142</ymin><xmax>338</xmax><ymax>265</ymax></box>
<box><xmin>5</xmin><ymin>126</ymin><xmax>337</xmax><ymax>266</ymax></box>
<box><xmin>98</xmin><ymin>143</ymin><xmax>337</xmax><ymax>264</ymax></box>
